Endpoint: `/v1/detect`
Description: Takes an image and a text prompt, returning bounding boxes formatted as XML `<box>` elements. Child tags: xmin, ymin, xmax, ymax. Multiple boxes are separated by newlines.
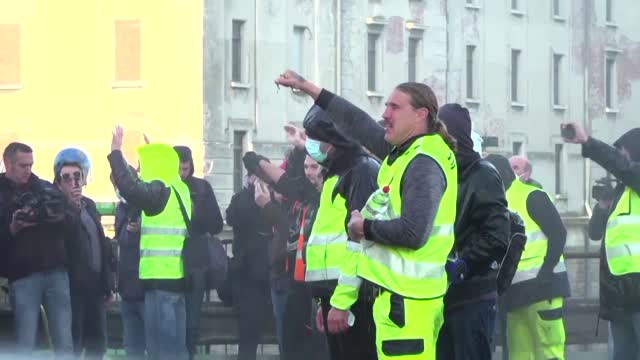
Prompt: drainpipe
<box><xmin>336</xmin><ymin>0</ymin><xmax>342</xmax><ymax>95</ymax></box>
<box><xmin>253</xmin><ymin>0</ymin><xmax>259</xmax><ymax>132</ymax></box>
<box><xmin>583</xmin><ymin>2</ymin><xmax>592</xmax><ymax>216</ymax></box>
<box><xmin>582</xmin><ymin>1</ymin><xmax>592</xmax><ymax>305</ymax></box>
<box><xmin>314</xmin><ymin>0</ymin><xmax>320</xmax><ymax>83</ymax></box>
<box><xmin>444</xmin><ymin>0</ymin><xmax>449</xmax><ymax>102</ymax></box>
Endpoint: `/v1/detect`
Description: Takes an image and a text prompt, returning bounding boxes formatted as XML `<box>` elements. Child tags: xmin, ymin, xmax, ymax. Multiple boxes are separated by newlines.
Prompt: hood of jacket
<box><xmin>137</xmin><ymin>143</ymin><xmax>181</xmax><ymax>184</ymax></box>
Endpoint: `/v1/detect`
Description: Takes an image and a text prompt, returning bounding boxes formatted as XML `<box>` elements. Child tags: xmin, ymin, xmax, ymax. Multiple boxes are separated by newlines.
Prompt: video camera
<box><xmin>13</xmin><ymin>188</ymin><xmax>67</xmax><ymax>224</ymax></box>
<box><xmin>592</xmin><ymin>177</ymin><xmax>617</xmax><ymax>202</ymax></box>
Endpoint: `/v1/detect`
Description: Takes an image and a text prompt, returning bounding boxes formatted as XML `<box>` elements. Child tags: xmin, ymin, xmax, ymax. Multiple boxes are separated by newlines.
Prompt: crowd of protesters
<box><xmin>0</xmin><ymin>68</ymin><xmax>639</xmax><ymax>360</ymax></box>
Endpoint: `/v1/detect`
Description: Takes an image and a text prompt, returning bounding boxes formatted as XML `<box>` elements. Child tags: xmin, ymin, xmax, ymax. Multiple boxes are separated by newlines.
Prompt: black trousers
<box><xmin>70</xmin><ymin>291</ymin><xmax>107</xmax><ymax>359</ymax></box>
<box><xmin>281</xmin><ymin>282</ymin><xmax>330</xmax><ymax>360</ymax></box>
<box><xmin>319</xmin><ymin>295</ymin><xmax>377</xmax><ymax>360</ymax></box>
<box><xmin>234</xmin><ymin>277</ymin><xmax>271</xmax><ymax>360</ymax></box>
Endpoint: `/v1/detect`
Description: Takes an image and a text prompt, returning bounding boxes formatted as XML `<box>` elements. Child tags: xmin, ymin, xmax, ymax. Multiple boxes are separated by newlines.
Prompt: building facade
<box><xmin>0</xmin><ymin>0</ymin><xmax>204</xmax><ymax>200</ymax></box>
<box><xmin>205</xmin><ymin>0</ymin><xmax>640</xmax><ymax>219</ymax></box>
<box><xmin>205</xmin><ymin>0</ymin><xmax>639</xmax><ymax>303</ymax></box>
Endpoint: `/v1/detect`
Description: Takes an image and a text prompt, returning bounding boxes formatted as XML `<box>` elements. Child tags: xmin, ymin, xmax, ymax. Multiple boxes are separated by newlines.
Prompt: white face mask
<box><xmin>471</xmin><ymin>129</ymin><xmax>483</xmax><ymax>156</ymax></box>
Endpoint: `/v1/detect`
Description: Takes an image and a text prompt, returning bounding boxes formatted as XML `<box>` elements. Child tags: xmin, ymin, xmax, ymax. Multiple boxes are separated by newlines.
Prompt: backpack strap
<box><xmin>171</xmin><ymin>185</ymin><xmax>192</xmax><ymax>237</ymax></box>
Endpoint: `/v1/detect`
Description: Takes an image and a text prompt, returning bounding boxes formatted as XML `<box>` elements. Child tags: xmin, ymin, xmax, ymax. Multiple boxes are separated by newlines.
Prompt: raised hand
<box><xmin>111</xmin><ymin>125</ymin><xmax>124</xmax><ymax>152</ymax></box>
<box><xmin>284</xmin><ymin>123</ymin><xmax>307</xmax><ymax>149</ymax></box>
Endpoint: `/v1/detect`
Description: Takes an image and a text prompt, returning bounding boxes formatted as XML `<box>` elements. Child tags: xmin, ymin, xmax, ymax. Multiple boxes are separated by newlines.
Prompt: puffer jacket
<box><xmin>583</xmin><ymin>135</ymin><xmax>640</xmax><ymax>320</ymax></box>
<box><xmin>444</xmin><ymin>158</ymin><xmax>510</xmax><ymax>311</ymax></box>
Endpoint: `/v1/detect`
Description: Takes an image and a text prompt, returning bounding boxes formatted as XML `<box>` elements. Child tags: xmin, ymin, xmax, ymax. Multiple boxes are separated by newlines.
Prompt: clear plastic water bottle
<box><xmin>360</xmin><ymin>186</ymin><xmax>390</xmax><ymax>249</ymax></box>
<box><xmin>361</xmin><ymin>185</ymin><xmax>390</xmax><ymax>220</ymax></box>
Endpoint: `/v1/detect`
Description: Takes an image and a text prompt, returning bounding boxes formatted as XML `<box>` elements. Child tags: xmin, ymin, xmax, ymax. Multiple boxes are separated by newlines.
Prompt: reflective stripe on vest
<box><xmin>141</xmin><ymin>227</ymin><xmax>188</xmax><ymax>236</ymax></box>
<box><xmin>140</xmin><ymin>249</ymin><xmax>183</xmax><ymax>257</ymax></box>
<box><xmin>511</xmin><ymin>259</ymin><xmax>567</xmax><ymax>284</ymax></box>
<box><xmin>357</xmin><ymin>135</ymin><xmax>457</xmax><ymax>299</ymax></box>
<box><xmin>139</xmin><ymin>182</ymin><xmax>190</xmax><ymax>280</ymax></box>
<box><xmin>305</xmin><ymin>176</ymin><xmax>349</xmax><ymax>282</ymax></box>
<box><xmin>605</xmin><ymin>187</ymin><xmax>640</xmax><ymax>275</ymax></box>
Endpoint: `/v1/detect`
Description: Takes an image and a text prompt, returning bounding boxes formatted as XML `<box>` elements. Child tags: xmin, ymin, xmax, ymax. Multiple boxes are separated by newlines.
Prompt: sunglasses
<box><xmin>61</xmin><ymin>171</ymin><xmax>83</xmax><ymax>184</ymax></box>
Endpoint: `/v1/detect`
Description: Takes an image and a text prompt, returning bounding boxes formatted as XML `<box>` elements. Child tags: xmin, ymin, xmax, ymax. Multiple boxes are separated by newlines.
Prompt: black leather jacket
<box><xmin>444</xmin><ymin>159</ymin><xmax>510</xmax><ymax>310</ymax></box>
<box><xmin>584</xmin><ymin>137</ymin><xmax>640</xmax><ymax>320</ymax></box>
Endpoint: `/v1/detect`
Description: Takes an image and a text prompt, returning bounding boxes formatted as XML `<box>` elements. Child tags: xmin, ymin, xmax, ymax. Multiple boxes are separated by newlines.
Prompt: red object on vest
<box><xmin>293</xmin><ymin>205</ymin><xmax>308</xmax><ymax>282</ymax></box>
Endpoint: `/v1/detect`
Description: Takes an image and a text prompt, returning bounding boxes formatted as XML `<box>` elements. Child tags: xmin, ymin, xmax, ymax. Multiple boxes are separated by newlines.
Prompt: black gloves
<box><xmin>242</xmin><ymin>151</ymin><xmax>269</xmax><ymax>174</ymax></box>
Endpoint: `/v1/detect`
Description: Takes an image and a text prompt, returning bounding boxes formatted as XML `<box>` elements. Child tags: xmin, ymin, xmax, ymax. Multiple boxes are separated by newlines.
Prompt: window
<box><xmin>233</xmin><ymin>131</ymin><xmax>247</xmax><ymax>193</ymax></box>
<box><xmin>232</xmin><ymin>20</ymin><xmax>245</xmax><ymax>83</ymax></box>
<box><xmin>605</xmin><ymin>55</ymin><xmax>617</xmax><ymax>109</ymax></box>
<box><xmin>466</xmin><ymin>45</ymin><xmax>476</xmax><ymax>99</ymax></box>
<box><xmin>367</xmin><ymin>33</ymin><xmax>380</xmax><ymax>92</ymax></box>
<box><xmin>511</xmin><ymin>49</ymin><xmax>521</xmax><ymax>103</ymax></box>
<box><xmin>0</xmin><ymin>24</ymin><xmax>20</xmax><ymax>87</ymax></box>
<box><xmin>552</xmin><ymin>0</ymin><xmax>561</xmax><ymax>17</ymax></box>
<box><xmin>513</xmin><ymin>141</ymin><xmax>523</xmax><ymax>156</ymax></box>
<box><xmin>554</xmin><ymin>144</ymin><xmax>564</xmax><ymax>195</ymax></box>
<box><xmin>408</xmin><ymin>37</ymin><xmax>420</xmax><ymax>82</ymax></box>
<box><xmin>553</xmin><ymin>53</ymin><xmax>563</xmax><ymax>106</ymax></box>
<box><xmin>292</xmin><ymin>26</ymin><xmax>306</xmax><ymax>74</ymax></box>
<box><xmin>115</xmin><ymin>20</ymin><xmax>141</xmax><ymax>83</ymax></box>
<box><xmin>606</xmin><ymin>0</ymin><xmax>613</xmax><ymax>22</ymax></box>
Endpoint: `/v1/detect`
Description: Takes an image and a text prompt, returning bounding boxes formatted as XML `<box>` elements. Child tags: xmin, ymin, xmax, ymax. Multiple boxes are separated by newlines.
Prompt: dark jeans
<box><xmin>70</xmin><ymin>291</ymin><xmax>107</xmax><ymax>359</ymax></box>
<box><xmin>121</xmin><ymin>299</ymin><xmax>146</xmax><ymax>359</ymax></box>
<box><xmin>610</xmin><ymin>312</ymin><xmax>640</xmax><ymax>360</ymax></box>
<box><xmin>319</xmin><ymin>296</ymin><xmax>377</xmax><ymax>360</ymax></box>
<box><xmin>234</xmin><ymin>277</ymin><xmax>271</xmax><ymax>360</ymax></box>
<box><xmin>185</xmin><ymin>278</ymin><xmax>205</xmax><ymax>360</ymax></box>
<box><xmin>8</xmin><ymin>269</ymin><xmax>74</xmax><ymax>359</ymax></box>
<box><xmin>144</xmin><ymin>289</ymin><xmax>187</xmax><ymax>360</ymax></box>
<box><xmin>436</xmin><ymin>298</ymin><xmax>497</xmax><ymax>360</ymax></box>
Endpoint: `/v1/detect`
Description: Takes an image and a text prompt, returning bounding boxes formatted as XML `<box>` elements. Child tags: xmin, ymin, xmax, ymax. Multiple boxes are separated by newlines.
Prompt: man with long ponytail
<box><xmin>276</xmin><ymin>70</ymin><xmax>458</xmax><ymax>359</ymax></box>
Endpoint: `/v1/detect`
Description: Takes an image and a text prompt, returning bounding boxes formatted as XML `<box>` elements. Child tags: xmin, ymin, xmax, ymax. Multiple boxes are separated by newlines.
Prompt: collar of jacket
<box><xmin>386</xmin><ymin>134</ymin><xmax>429</xmax><ymax>166</ymax></box>
<box><xmin>323</xmin><ymin>145</ymin><xmax>367</xmax><ymax>178</ymax></box>
<box><xmin>0</xmin><ymin>173</ymin><xmax>41</xmax><ymax>192</ymax></box>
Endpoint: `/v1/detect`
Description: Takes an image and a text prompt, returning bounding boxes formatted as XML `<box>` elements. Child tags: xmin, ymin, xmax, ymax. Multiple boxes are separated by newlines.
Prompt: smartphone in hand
<box><xmin>561</xmin><ymin>124</ymin><xmax>576</xmax><ymax>140</ymax></box>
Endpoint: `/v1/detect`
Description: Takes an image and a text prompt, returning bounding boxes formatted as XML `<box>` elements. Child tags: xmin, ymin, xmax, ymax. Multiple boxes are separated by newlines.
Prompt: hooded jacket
<box><xmin>439</xmin><ymin>104</ymin><xmax>510</xmax><ymax>311</ymax></box>
<box><xmin>302</xmin><ymin>105</ymin><xmax>379</xmax><ymax>297</ymax></box>
<box><xmin>303</xmin><ymin>105</ymin><xmax>380</xmax><ymax>239</ymax></box>
<box><xmin>583</xmin><ymin>129</ymin><xmax>640</xmax><ymax>320</ymax></box>
<box><xmin>108</xmin><ymin>147</ymin><xmax>188</xmax><ymax>293</ymax></box>
<box><xmin>486</xmin><ymin>154</ymin><xmax>570</xmax><ymax>310</ymax></box>
<box><xmin>174</xmin><ymin>146</ymin><xmax>224</xmax><ymax>236</ymax></box>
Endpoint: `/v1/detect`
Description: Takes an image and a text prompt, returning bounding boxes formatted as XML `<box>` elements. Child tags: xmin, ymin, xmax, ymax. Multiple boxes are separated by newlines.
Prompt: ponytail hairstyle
<box><xmin>394</xmin><ymin>82</ymin><xmax>457</xmax><ymax>152</ymax></box>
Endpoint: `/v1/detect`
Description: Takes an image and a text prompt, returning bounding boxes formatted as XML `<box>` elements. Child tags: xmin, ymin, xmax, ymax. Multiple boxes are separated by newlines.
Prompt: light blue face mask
<box><xmin>305</xmin><ymin>138</ymin><xmax>328</xmax><ymax>162</ymax></box>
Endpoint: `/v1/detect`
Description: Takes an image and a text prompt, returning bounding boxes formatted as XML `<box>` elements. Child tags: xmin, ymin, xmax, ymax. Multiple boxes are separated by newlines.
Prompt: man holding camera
<box><xmin>0</xmin><ymin>142</ymin><xmax>74</xmax><ymax>358</ymax></box>
<box><xmin>563</xmin><ymin>124</ymin><xmax>640</xmax><ymax>359</ymax></box>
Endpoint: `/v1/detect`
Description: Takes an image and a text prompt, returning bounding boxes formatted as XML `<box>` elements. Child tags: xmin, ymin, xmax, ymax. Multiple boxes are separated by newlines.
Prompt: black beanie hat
<box><xmin>613</xmin><ymin>128</ymin><xmax>640</xmax><ymax>162</ymax></box>
<box><xmin>485</xmin><ymin>154</ymin><xmax>516</xmax><ymax>190</ymax></box>
<box><xmin>439</xmin><ymin>103</ymin><xmax>474</xmax><ymax>154</ymax></box>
